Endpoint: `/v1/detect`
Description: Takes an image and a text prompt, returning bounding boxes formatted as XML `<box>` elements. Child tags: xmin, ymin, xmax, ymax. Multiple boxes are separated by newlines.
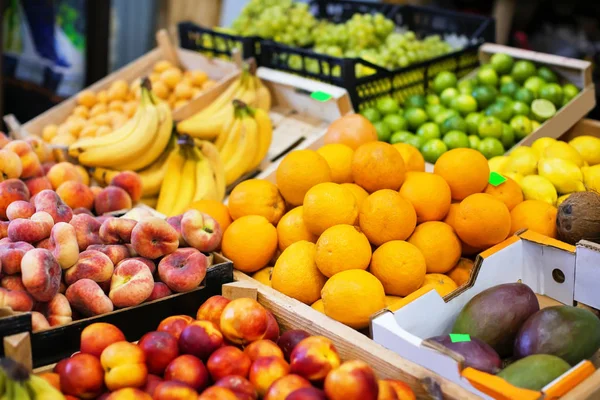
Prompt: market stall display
<box><xmin>179</xmin><ymin>1</ymin><xmax>495</xmax><ymax>109</ymax></box>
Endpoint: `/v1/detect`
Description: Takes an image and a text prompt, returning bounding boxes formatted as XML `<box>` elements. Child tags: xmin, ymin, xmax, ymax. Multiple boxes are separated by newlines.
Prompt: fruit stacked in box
<box><xmin>360</xmin><ymin>53</ymin><xmax>581</xmax><ymax>162</ymax></box>
<box><xmin>44</xmin><ymin>295</ymin><xmax>416</xmax><ymax>400</ymax></box>
<box><xmin>218</xmin><ymin>111</ymin><xmax>600</xmax><ymax>332</ymax></box>
<box><xmin>61</xmin><ymin>68</ymin><xmax>271</xmax><ymax>210</ymax></box>
<box><xmin>214</xmin><ymin>0</ymin><xmax>459</xmax><ymax>77</ymax></box>
<box><xmin>429</xmin><ymin>282</ymin><xmax>600</xmax><ymax>392</ymax></box>
<box><xmin>0</xmin><ymin>130</ymin><xmax>228</xmax><ymax>331</ymax></box>
<box><xmin>41</xmin><ymin>59</ymin><xmax>219</xmax><ymax>147</ymax></box>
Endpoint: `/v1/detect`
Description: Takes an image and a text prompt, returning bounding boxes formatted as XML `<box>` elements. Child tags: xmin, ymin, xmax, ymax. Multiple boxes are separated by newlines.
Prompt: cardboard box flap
<box><xmin>574</xmin><ymin>240</ymin><xmax>600</xmax><ymax>310</ymax></box>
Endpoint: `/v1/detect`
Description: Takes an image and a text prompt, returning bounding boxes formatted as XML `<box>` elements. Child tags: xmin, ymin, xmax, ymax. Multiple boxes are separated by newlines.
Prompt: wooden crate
<box><xmin>20</xmin><ymin>31</ymin><xmax>239</xmax><ymax>138</ymax></box>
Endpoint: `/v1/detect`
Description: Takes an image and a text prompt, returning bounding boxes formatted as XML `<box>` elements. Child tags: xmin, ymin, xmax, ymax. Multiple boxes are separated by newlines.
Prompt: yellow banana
<box><xmin>78</xmin><ymin>89</ymin><xmax>160</xmax><ymax>167</ymax></box>
<box><xmin>191</xmin><ymin>151</ymin><xmax>219</xmax><ymax>202</ymax></box>
<box><xmin>91</xmin><ymin>167</ymin><xmax>119</xmax><ymax>186</ymax></box>
<box><xmin>177</xmin><ymin>102</ymin><xmax>234</xmax><ymax>139</ymax></box>
<box><xmin>188</xmin><ymin>74</ymin><xmax>244</xmax><ymax>119</ymax></box>
<box><xmin>224</xmin><ymin>113</ymin><xmax>259</xmax><ymax>185</ymax></box>
<box><xmin>255</xmin><ymin>77</ymin><xmax>272</xmax><ymax>111</ymax></box>
<box><xmin>169</xmin><ymin>152</ymin><xmax>197</xmax><ymax>216</ymax></box>
<box><xmin>219</xmin><ymin>116</ymin><xmax>242</xmax><ymax>165</ymax></box>
<box><xmin>239</xmin><ymin>75</ymin><xmax>257</xmax><ymax>107</ymax></box>
<box><xmin>116</xmin><ymin>100</ymin><xmax>173</xmax><ymax>171</ymax></box>
<box><xmin>25</xmin><ymin>374</ymin><xmax>65</xmax><ymax>400</ymax></box>
<box><xmin>140</xmin><ymin>196</ymin><xmax>158</xmax><ymax>208</ymax></box>
<box><xmin>196</xmin><ymin>139</ymin><xmax>226</xmax><ymax>201</ymax></box>
<box><xmin>214</xmin><ymin>104</ymin><xmax>237</xmax><ymax>151</ymax></box>
<box><xmin>248</xmin><ymin>107</ymin><xmax>273</xmax><ymax>170</ymax></box>
<box><xmin>11</xmin><ymin>381</ymin><xmax>31</xmax><ymax>400</ymax></box>
<box><xmin>156</xmin><ymin>148</ymin><xmax>186</xmax><ymax>215</ymax></box>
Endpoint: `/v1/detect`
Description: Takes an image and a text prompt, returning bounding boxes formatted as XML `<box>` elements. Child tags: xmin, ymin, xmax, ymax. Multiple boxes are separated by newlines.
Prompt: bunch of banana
<box><xmin>0</xmin><ymin>358</ymin><xmax>65</xmax><ymax>400</ymax></box>
<box><xmin>156</xmin><ymin>136</ymin><xmax>225</xmax><ymax>217</ymax></box>
<box><xmin>176</xmin><ymin>70</ymin><xmax>271</xmax><ymax>140</ymax></box>
<box><xmin>69</xmin><ymin>79</ymin><xmax>173</xmax><ymax>171</ymax></box>
<box><xmin>216</xmin><ymin>100</ymin><xmax>273</xmax><ymax>186</ymax></box>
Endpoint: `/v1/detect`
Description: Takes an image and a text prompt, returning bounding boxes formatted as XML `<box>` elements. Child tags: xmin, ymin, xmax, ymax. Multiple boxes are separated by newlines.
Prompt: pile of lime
<box><xmin>360</xmin><ymin>53</ymin><xmax>581</xmax><ymax>163</ymax></box>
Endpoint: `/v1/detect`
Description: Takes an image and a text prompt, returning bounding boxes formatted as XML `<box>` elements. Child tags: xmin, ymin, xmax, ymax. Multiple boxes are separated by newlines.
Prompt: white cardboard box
<box><xmin>371</xmin><ymin>231</ymin><xmax>600</xmax><ymax>399</ymax></box>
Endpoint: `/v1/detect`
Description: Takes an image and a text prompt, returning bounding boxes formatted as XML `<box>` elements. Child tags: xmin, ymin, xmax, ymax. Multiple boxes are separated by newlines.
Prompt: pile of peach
<box><xmin>42</xmin><ymin>295</ymin><xmax>415</xmax><ymax>400</ymax></box>
<box><xmin>0</xmin><ymin>131</ymin><xmax>228</xmax><ymax>329</ymax></box>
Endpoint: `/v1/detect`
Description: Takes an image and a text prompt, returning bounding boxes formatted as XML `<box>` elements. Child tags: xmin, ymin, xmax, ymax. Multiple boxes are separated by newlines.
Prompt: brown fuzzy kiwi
<box><xmin>556</xmin><ymin>191</ymin><xmax>600</xmax><ymax>245</ymax></box>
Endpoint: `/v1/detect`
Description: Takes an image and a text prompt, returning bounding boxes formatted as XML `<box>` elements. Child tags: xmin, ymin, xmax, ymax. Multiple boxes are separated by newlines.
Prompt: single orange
<box><xmin>483</xmin><ymin>177</ymin><xmax>523</xmax><ymax>211</ymax></box>
<box><xmin>447</xmin><ymin>258</ymin><xmax>475</xmax><ymax>287</ymax></box>
<box><xmin>443</xmin><ymin>203</ymin><xmax>460</xmax><ymax>229</ymax></box>
<box><xmin>188</xmin><ymin>199</ymin><xmax>232</xmax><ymax>232</ymax></box>
<box><xmin>370</xmin><ymin>241</ymin><xmax>426</xmax><ymax>296</ymax></box>
<box><xmin>276</xmin><ymin>149</ymin><xmax>331</xmax><ymax>206</ymax></box>
<box><xmin>454</xmin><ymin>193</ymin><xmax>511</xmax><ymax>249</ymax></box>
<box><xmin>317</xmin><ymin>143</ymin><xmax>354</xmax><ymax>183</ymax></box>
<box><xmin>227</xmin><ymin>179</ymin><xmax>286</xmax><ymax>224</ymax></box>
<box><xmin>399</xmin><ymin>172</ymin><xmax>452</xmax><ymax>223</ymax></box>
<box><xmin>222</xmin><ymin>215</ymin><xmax>278</xmax><ymax>273</ymax></box>
<box><xmin>434</xmin><ymin>148</ymin><xmax>490</xmax><ymax>200</ymax></box>
<box><xmin>408</xmin><ymin>221</ymin><xmax>461</xmax><ymax>274</ymax></box>
<box><xmin>323</xmin><ymin>114</ymin><xmax>378</xmax><ymax>150</ymax></box>
<box><xmin>276</xmin><ymin>206</ymin><xmax>318</xmax><ymax>251</ymax></box>
<box><xmin>421</xmin><ymin>273</ymin><xmax>458</xmax><ymax>297</ymax></box>
<box><xmin>352</xmin><ymin>142</ymin><xmax>406</xmax><ymax>192</ymax></box>
<box><xmin>359</xmin><ymin>189</ymin><xmax>416</xmax><ymax>245</ymax></box>
<box><xmin>340</xmin><ymin>183</ymin><xmax>369</xmax><ymax>209</ymax></box>
<box><xmin>510</xmin><ymin>200</ymin><xmax>558</xmax><ymax>238</ymax></box>
<box><xmin>314</xmin><ymin>224</ymin><xmax>372</xmax><ymax>277</ymax></box>
<box><xmin>392</xmin><ymin>143</ymin><xmax>425</xmax><ymax>172</ymax></box>
<box><xmin>303</xmin><ymin>182</ymin><xmax>358</xmax><ymax>236</ymax></box>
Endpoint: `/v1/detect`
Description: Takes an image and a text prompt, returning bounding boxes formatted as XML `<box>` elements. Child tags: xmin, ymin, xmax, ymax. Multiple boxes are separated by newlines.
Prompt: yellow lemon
<box><xmin>531</xmin><ymin>137</ymin><xmax>556</xmax><ymax>155</ymax></box>
<box><xmin>538</xmin><ymin>158</ymin><xmax>585</xmax><ymax>194</ymax></box>
<box><xmin>488</xmin><ymin>156</ymin><xmax>510</xmax><ymax>173</ymax></box>
<box><xmin>543</xmin><ymin>141</ymin><xmax>584</xmax><ymax>167</ymax></box>
<box><xmin>520</xmin><ymin>175</ymin><xmax>558</xmax><ymax>205</ymax></box>
<box><xmin>569</xmin><ymin>136</ymin><xmax>600</xmax><ymax>166</ymax></box>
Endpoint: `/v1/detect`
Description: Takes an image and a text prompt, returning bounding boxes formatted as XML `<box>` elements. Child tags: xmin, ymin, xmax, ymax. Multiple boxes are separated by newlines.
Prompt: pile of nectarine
<box><xmin>0</xmin><ymin>132</ymin><xmax>226</xmax><ymax>331</ymax></box>
<box><xmin>42</xmin><ymin>295</ymin><xmax>415</xmax><ymax>400</ymax></box>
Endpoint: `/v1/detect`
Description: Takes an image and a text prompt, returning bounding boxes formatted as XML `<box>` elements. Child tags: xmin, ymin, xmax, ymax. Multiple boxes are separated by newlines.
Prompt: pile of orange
<box><xmin>202</xmin><ymin>115</ymin><xmax>559</xmax><ymax>331</ymax></box>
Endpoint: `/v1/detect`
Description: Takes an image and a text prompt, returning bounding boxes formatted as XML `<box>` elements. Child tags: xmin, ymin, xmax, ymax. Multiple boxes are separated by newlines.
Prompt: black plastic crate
<box><xmin>178</xmin><ymin>21</ymin><xmax>262</xmax><ymax>60</ymax></box>
<box><xmin>178</xmin><ymin>1</ymin><xmax>495</xmax><ymax>110</ymax></box>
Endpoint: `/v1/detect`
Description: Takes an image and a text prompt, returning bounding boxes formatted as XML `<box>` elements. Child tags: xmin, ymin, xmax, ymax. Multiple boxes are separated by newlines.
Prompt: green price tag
<box><xmin>449</xmin><ymin>333</ymin><xmax>471</xmax><ymax>343</ymax></box>
<box><xmin>311</xmin><ymin>91</ymin><xmax>333</xmax><ymax>102</ymax></box>
<box><xmin>489</xmin><ymin>171</ymin><xmax>507</xmax><ymax>187</ymax></box>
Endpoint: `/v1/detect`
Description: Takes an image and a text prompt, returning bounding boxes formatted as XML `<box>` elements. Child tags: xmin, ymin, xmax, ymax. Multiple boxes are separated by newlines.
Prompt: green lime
<box><xmin>537</xmin><ymin>66</ymin><xmax>558</xmax><ymax>83</ymax></box>
<box><xmin>458</xmin><ymin>79</ymin><xmax>475</xmax><ymax>95</ymax></box>
<box><xmin>512</xmin><ymin>101</ymin><xmax>530</xmax><ymax>116</ymax></box>
<box><xmin>416</xmin><ymin>122</ymin><xmax>441</xmax><ymax>140</ymax></box>
<box><xmin>514</xmin><ymin>87</ymin><xmax>535</xmax><ymax>104</ymax></box>
<box><xmin>426</xmin><ymin>94</ymin><xmax>441</xmax><ymax>105</ymax></box>
<box><xmin>531</xmin><ymin>98</ymin><xmax>557</xmax><ymax>122</ymax></box>
<box><xmin>495</xmin><ymin>95</ymin><xmax>514</xmax><ymax>106</ymax></box>
<box><xmin>443</xmin><ymin>130</ymin><xmax>469</xmax><ymax>149</ymax></box>
<box><xmin>501</xmin><ymin>123</ymin><xmax>515</xmax><ymax>149</ymax></box>
<box><xmin>376</xmin><ymin>97</ymin><xmax>400</xmax><ymax>115</ymax></box>
<box><xmin>405</xmin><ymin>94</ymin><xmax>426</xmax><ymax>109</ymax></box>
<box><xmin>511</xmin><ymin>60</ymin><xmax>537</xmax><ymax>83</ymax></box>
<box><xmin>433</xmin><ymin>71</ymin><xmax>458</xmax><ymax>94</ymax></box>
<box><xmin>562</xmin><ymin>83</ymin><xmax>580</xmax><ymax>101</ymax></box>
<box><xmin>490</xmin><ymin>53</ymin><xmax>515</xmax><ymax>75</ymax></box>
<box><xmin>477</xmin><ymin>68</ymin><xmax>499</xmax><ymax>87</ymax></box>
<box><xmin>468</xmin><ymin>135</ymin><xmax>481</xmax><ymax>149</ymax></box>
<box><xmin>383</xmin><ymin>114</ymin><xmax>408</xmax><ymax>132</ymax></box>
<box><xmin>465</xmin><ymin>112</ymin><xmax>484</xmax><ymax>135</ymax></box>
<box><xmin>478</xmin><ymin>116</ymin><xmax>504</xmax><ymax>139</ymax></box>
<box><xmin>373</xmin><ymin>121</ymin><xmax>392</xmax><ymax>142</ymax></box>
<box><xmin>510</xmin><ymin>115</ymin><xmax>533</xmax><ymax>140</ymax></box>
<box><xmin>500</xmin><ymin>81</ymin><xmax>520</xmax><ymax>97</ymax></box>
<box><xmin>472</xmin><ymin>85</ymin><xmax>497</xmax><ymax>109</ymax></box>
<box><xmin>361</xmin><ymin>107</ymin><xmax>381</xmax><ymax>123</ymax></box>
<box><xmin>539</xmin><ymin>83</ymin><xmax>563</xmax><ymax>107</ymax></box>
<box><xmin>531</xmin><ymin>120</ymin><xmax>541</xmax><ymax>131</ymax></box>
<box><xmin>453</xmin><ymin>94</ymin><xmax>478</xmax><ymax>115</ymax></box>
<box><xmin>500</xmin><ymin>75</ymin><xmax>515</xmax><ymax>85</ymax></box>
<box><xmin>523</xmin><ymin>76</ymin><xmax>546</xmax><ymax>97</ymax></box>
<box><xmin>426</xmin><ymin>104</ymin><xmax>446</xmax><ymax>120</ymax></box>
<box><xmin>441</xmin><ymin>115</ymin><xmax>467</xmax><ymax>134</ymax></box>
<box><xmin>485</xmin><ymin>102</ymin><xmax>513</xmax><ymax>122</ymax></box>
<box><xmin>440</xmin><ymin>87</ymin><xmax>460</xmax><ymax>107</ymax></box>
<box><xmin>421</xmin><ymin>139</ymin><xmax>448</xmax><ymax>163</ymax></box>
<box><xmin>405</xmin><ymin>135</ymin><xmax>425</xmax><ymax>149</ymax></box>
<box><xmin>390</xmin><ymin>131</ymin><xmax>414</xmax><ymax>144</ymax></box>
<box><xmin>434</xmin><ymin>109</ymin><xmax>459</xmax><ymax>125</ymax></box>
<box><xmin>478</xmin><ymin>137</ymin><xmax>505</xmax><ymax>159</ymax></box>
<box><xmin>404</xmin><ymin>108</ymin><xmax>429</xmax><ymax>130</ymax></box>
